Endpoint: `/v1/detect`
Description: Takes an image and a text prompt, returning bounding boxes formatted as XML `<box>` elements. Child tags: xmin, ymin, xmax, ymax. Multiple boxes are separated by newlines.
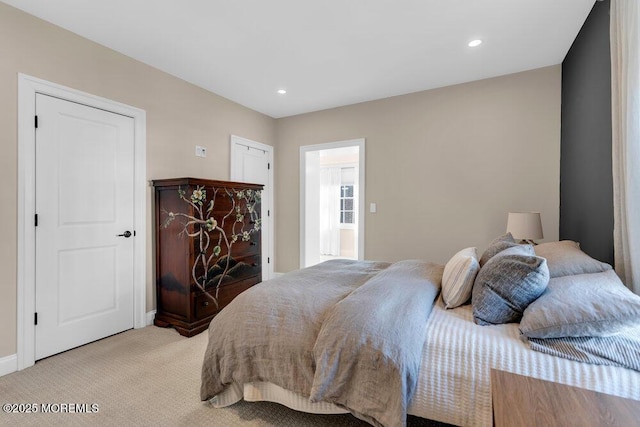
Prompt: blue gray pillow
<box><xmin>479</xmin><ymin>232</ymin><xmax>518</xmax><ymax>266</ymax></box>
<box><xmin>533</xmin><ymin>240</ymin><xmax>612</xmax><ymax>278</ymax></box>
<box><xmin>520</xmin><ymin>270</ymin><xmax>640</xmax><ymax>338</ymax></box>
<box><xmin>472</xmin><ymin>247</ymin><xmax>549</xmax><ymax>326</ymax></box>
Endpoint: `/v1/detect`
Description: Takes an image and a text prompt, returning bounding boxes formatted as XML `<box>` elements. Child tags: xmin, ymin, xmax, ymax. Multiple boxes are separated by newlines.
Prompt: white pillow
<box><xmin>442</xmin><ymin>247</ymin><xmax>480</xmax><ymax>309</ymax></box>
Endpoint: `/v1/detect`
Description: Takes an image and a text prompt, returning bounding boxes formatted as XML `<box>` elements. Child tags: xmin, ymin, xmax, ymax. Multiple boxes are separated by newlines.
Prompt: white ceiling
<box><xmin>3</xmin><ymin>0</ymin><xmax>595</xmax><ymax>118</ymax></box>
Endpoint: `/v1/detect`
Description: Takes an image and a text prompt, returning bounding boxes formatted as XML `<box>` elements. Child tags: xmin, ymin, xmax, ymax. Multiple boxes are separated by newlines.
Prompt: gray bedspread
<box><xmin>200</xmin><ymin>259</ymin><xmax>443</xmax><ymax>427</ymax></box>
<box><xmin>311</xmin><ymin>260</ymin><xmax>443</xmax><ymax>427</ymax></box>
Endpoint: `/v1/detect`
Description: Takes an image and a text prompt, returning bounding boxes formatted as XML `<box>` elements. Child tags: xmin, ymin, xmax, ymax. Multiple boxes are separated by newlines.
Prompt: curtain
<box><xmin>611</xmin><ymin>0</ymin><xmax>640</xmax><ymax>294</ymax></box>
<box><xmin>319</xmin><ymin>167</ymin><xmax>341</xmax><ymax>256</ymax></box>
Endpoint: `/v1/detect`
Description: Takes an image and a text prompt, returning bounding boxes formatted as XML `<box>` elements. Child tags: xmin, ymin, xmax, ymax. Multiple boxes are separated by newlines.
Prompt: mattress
<box><xmin>209</xmin><ymin>297</ymin><xmax>640</xmax><ymax>426</ymax></box>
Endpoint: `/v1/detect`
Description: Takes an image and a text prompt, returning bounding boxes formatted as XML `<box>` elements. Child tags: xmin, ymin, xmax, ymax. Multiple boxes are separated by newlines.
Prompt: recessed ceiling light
<box><xmin>468</xmin><ymin>39</ymin><xmax>482</xmax><ymax>47</ymax></box>
<box><xmin>277</xmin><ymin>89</ymin><xmax>287</xmax><ymax>95</ymax></box>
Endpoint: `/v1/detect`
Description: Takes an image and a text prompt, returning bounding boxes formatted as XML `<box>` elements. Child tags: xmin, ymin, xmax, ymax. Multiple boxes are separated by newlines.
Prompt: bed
<box><xmin>200</xmin><ymin>238</ymin><xmax>640</xmax><ymax>427</ymax></box>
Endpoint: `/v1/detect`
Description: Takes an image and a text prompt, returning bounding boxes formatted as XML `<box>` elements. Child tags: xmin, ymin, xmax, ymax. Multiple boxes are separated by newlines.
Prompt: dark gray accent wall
<box><xmin>560</xmin><ymin>0</ymin><xmax>613</xmax><ymax>264</ymax></box>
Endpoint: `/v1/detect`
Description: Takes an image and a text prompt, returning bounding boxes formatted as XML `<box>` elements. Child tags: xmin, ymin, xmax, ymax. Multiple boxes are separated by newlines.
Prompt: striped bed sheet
<box><xmin>209</xmin><ymin>297</ymin><xmax>640</xmax><ymax>426</ymax></box>
<box><xmin>528</xmin><ymin>327</ymin><xmax>640</xmax><ymax>371</ymax></box>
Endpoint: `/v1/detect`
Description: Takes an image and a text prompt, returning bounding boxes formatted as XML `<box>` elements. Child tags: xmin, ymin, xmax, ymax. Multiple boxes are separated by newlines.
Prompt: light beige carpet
<box><xmin>0</xmin><ymin>326</ymin><xmax>449</xmax><ymax>427</ymax></box>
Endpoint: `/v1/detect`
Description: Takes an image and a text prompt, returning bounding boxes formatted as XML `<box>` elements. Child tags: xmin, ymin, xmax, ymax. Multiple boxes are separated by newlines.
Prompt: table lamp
<box><xmin>506</xmin><ymin>212</ymin><xmax>543</xmax><ymax>245</ymax></box>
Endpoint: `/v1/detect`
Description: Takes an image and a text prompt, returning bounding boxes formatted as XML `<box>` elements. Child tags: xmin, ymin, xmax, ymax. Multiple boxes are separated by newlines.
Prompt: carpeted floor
<box><xmin>0</xmin><ymin>326</ymin><xmax>451</xmax><ymax>427</ymax></box>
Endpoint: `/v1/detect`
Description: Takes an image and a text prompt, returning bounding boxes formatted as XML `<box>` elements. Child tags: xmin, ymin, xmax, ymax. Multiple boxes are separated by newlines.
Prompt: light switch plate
<box><xmin>195</xmin><ymin>145</ymin><xmax>207</xmax><ymax>157</ymax></box>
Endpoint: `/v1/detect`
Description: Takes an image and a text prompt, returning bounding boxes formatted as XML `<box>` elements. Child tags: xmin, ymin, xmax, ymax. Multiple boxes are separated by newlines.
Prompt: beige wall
<box><xmin>275</xmin><ymin>66</ymin><xmax>561</xmax><ymax>272</ymax></box>
<box><xmin>0</xmin><ymin>3</ymin><xmax>276</xmax><ymax>358</ymax></box>
<box><xmin>0</xmin><ymin>2</ymin><xmax>562</xmax><ymax>361</ymax></box>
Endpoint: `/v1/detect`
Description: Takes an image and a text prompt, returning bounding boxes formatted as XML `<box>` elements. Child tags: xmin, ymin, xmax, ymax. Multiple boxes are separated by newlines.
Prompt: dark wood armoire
<box><xmin>153</xmin><ymin>178</ymin><xmax>263</xmax><ymax>337</ymax></box>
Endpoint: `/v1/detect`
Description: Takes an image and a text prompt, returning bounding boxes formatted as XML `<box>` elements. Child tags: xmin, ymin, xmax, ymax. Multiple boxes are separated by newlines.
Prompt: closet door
<box><xmin>35</xmin><ymin>93</ymin><xmax>135</xmax><ymax>360</ymax></box>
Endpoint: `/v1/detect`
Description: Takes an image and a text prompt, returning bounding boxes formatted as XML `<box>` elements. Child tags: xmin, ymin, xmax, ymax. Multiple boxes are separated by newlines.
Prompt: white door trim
<box><xmin>17</xmin><ymin>74</ymin><xmax>147</xmax><ymax>370</ymax></box>
<box><xmin>299</xmin><ymin>138</ymin><xmax>365</xmax><ymax>268</ymax></box>
<box><xmin>229</xmin><ymin>135</ymin><xmax>274</xmax><ymax>280</ymax></box>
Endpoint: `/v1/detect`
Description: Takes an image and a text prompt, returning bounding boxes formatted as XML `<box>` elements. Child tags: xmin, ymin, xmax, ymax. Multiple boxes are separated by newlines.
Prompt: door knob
<box><xmin>117</xmin><ymin>231</ymin><xmax>132</xmax><ymax>238</ymax></box>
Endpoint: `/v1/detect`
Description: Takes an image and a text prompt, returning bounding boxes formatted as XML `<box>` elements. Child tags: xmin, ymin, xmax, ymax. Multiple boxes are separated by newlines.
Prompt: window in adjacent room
<box><xmin>340</xmin><ymin>167</ymin><xmax>355</xmax><ymax>225</ymax></box>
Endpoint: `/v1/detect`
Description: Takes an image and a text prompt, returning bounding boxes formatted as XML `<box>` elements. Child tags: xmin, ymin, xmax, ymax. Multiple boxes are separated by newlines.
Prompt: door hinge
<box><xmin>268</xmin><ymin>210</ymin><xmax>270</xmax><ymax>217</ymax></box>
<box><xmin>34</xmin><ymin>115</ymin><xmax>38</xmax><ymax>129</ymax></box>
<box><xmin>267</xmin><ymin>257</ymin><xmax>270</xmax><ymax>264</ymax></box>
<box><xmin>34</xmin><ymin>312</ymin><xmax>38</xmax><ymax>325</ymax></box>
<box><xmin>34</xmin><ymin>214</ymin><xmax>38</xmax><ymax>227</ymax></box>
<box><xmin>267</xmin><ymin>163</ymin><xmax>270</xmax><ymax>170</ymax></box>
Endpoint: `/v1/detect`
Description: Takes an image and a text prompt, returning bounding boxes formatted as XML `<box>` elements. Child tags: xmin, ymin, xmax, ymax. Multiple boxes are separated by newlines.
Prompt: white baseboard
<box><xmin>273</xmin><ymin>272</ymin><xmax>286</xmax><ymax>278</ymax></box>
<box><xmin>1</xmin><ymin>312</ymin><xmax>157</xmax><ymax>378</ymax></box>
<box><xmin>146</xmin><ymin>310</ymin><xmax>156</xmax><ymax>326</ymax></box>
<box><xmin>0</xmin><ymin>354</ymin><xmax>18</xmax><ymax>377</ymax></box>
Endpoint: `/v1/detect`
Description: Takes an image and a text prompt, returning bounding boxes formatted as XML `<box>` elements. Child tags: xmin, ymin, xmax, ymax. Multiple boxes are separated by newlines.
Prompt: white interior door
<box><xmin>35</xmin><ymin>93</ymin><xmax>135</xmax><ymax>360</ymax></box>
<box><xmin>230</xmin><ymin>135</ymin><xmax>273</xmax><ymax>280</ymax></box>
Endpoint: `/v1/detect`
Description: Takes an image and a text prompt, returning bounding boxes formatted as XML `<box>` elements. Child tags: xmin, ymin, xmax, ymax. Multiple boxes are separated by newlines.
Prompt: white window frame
<box><xmin>338</xmin><ymin>165</ymin><xmax>357</xmax><ymax>230</ymax></box>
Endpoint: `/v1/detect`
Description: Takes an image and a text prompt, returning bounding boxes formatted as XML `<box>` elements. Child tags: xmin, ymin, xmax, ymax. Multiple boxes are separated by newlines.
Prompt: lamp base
<box><xmin>519</xmin><ymin>239</ymin><xmax>538</xmax><ymax>245</ymax></box>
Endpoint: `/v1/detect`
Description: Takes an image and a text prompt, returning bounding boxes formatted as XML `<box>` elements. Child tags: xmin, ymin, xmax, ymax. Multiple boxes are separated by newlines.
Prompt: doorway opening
<box><xmin>300</xmin><ymin>139</ymin><xmax>365</xmax><ymax>268</ymax></box>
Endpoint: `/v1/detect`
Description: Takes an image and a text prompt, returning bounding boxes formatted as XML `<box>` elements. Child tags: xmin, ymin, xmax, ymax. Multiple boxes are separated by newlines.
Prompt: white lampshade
<box><xmin>506</xmin><ymin>212</ymin><xmax>543</xmax><ymax>241</ymax></box>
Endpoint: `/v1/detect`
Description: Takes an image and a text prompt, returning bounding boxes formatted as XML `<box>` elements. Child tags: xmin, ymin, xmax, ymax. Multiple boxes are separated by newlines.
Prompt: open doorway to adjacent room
<box><xmin>300</xmin><ymin>139</ymin><xmax>365</xmax><ymax>268</ymax></box>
